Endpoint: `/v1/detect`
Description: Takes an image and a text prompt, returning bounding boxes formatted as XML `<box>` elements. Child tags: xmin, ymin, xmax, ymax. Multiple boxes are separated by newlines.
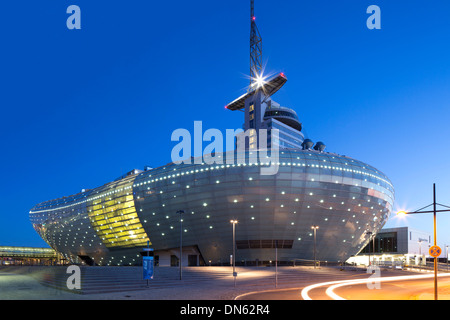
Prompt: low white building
<box><xmin>347</xmin><ymin>227</ymin><xmax>432</xmax><ymax>267</ymax></box>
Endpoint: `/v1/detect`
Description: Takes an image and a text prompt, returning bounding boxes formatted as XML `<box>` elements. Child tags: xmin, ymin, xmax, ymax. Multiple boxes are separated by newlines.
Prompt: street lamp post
<box><xmin>275</xmin><ymin>240</ymin><xmax>278</xmax><ymax>288</ymax></box>
<box><xmin>311</xmin><ymin>226</ymin><xmax>319</xmax><ymax>269</ymax></box>
<box><xmin>230</xmin><ymin>220</ymin><xmax>238</xmax><ymax>287</ymax></box>
<box><xmin>433</xmin><ymin>184</ymin><xmax>437</xmax><ymax>300</ymax></box>
<box><xmin>418</xmin><ymin>240</ymin><xmax>422</xmax><ymax>270</ymax></box>
<box><xmin>397</xmin><ymin>183</ymin><xmax>450</xmax><ymax>300</ymax></box>
<box><xmin>372</xmin><ymin>233</ymin><xmax>376</xmax><ymax>265</ymax></box>
<box><xmin>367</xmin><ymin>231</ymin><xmax>373</xmax><ymax>266</ymax></box>
<box><xmin>177</xmin><ymin>210</ymin><xmax>185</xmax><ymax>280</ymax></box>
<box><xmin>445</xmin><ymin>246</ymin><xmax>448</xmax><ymax>272</ymax></box>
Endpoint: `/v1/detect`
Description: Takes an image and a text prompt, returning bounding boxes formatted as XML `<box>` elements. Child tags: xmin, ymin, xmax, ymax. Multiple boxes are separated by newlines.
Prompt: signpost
<box><xmin>396</xmin><ymin>183</ymin><xmax>450</xmax><ymax>300</ymax></box>
<box><xmin>143</xmin><ymin>241</ymin><xmax>154</xmax><ymax>287</ymax></box>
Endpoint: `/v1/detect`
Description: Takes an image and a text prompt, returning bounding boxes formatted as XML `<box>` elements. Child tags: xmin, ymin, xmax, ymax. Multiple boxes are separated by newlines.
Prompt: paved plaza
<box><xmin>0</xmin><ymin>265</ymin><xmax>418</xmax><ymax>300</ymax></box>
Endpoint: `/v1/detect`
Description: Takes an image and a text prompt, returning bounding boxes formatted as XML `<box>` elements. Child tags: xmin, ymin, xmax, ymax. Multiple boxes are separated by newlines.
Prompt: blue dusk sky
<box><xmin>1</xmin><ymin>0</ymin><xmax>450</xmax><ymax>250</ymax></box>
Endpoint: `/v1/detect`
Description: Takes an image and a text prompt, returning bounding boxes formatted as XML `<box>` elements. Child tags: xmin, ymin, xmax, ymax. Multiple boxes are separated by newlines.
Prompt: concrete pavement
<box><xmin>0</xmin><ymin>265</ymin><xmax>420</xmax><ymax>300</ymax></box>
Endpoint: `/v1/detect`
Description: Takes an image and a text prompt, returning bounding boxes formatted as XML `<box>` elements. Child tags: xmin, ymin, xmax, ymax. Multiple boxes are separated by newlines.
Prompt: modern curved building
<box><xmin>29</xmin><ymin>1</ymin><xmax>394</xmax><ymax>267</ymax></box>
<box><xmin>30</xmin><ymin>147</ymin><xmax>394</xmax><ymax>266</ymax></box>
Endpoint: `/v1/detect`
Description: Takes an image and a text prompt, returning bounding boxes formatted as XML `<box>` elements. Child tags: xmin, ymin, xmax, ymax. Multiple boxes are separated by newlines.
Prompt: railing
<box><xmin>292</xmin><ymin>259</ymin><xmax>321</xmax><ymax>267</ymax></box>
<box><xmin>372</xmin><ymin>260</ymin><xmax>404</xmax><ymax>268</ymax></box>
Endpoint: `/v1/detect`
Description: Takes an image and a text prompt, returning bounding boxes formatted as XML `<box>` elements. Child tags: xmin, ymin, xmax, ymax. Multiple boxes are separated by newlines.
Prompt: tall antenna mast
<box><xmin>250</xmin><ymin>0</ymin><xmax>262</xmax><ymax>87</ymax></box>
<box><xmin>225</xmin><ymin>0</ymin><xmax>287</xmax><ymax>111</ymax></box>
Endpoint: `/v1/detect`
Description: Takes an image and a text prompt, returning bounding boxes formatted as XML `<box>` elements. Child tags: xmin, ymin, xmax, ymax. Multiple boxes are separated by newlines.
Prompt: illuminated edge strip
<box><xmin>30</xmin><ymin>160</ymin><xmax>393</xmax><ymax>214</ymax></box>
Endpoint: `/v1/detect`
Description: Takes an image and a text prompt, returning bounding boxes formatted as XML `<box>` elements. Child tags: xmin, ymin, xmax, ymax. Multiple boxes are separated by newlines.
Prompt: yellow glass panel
<box><xmin>87</xmin><ymin>176</ymin><xmax>150</xmax><ymax>249</ymax></box>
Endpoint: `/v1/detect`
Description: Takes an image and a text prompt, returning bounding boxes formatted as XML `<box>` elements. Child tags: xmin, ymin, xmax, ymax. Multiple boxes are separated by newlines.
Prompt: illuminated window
<box><xmin>87</xmin><ymin>176</ymin><xmax>150</xmax><ymax>249</ymax></box>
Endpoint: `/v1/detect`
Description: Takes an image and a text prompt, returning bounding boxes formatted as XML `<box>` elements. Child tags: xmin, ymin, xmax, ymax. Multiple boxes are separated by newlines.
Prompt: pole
<box><xmin>180</xmin><ymin>213</ymin><xmax>183</xmax><ymax>280</ymax></box>
<box><xmin>419</xmin><ymin>241</ymin><xmax>422</xmax><ymax>271</ymax></box>
<box><xmin>446</xmin><ymin>246</ymin><xmax>449</xmax><ymax>272</ymax></box>
<box><xmin>373</xmin><ymin>234</ymin><xmax>375</xmax><ymax>264</ymax></box>
<box><xmin>433</xmin><ymin>183</ymin><xmax>438</xmax><ymax>300</ymax></box>
<box><xmin>396</xmin><ymin>183</ymin><xmax>450</xmax><ymax>299</ymax></box>
<box><xmin>147</xmin><ymin>241</ymin><xmax>150</xmax><ymax>287</ymax></box>
<box><xmin>275</xmin><ymin>240</ymin><xmax>278</xmax><ymax>288</ymax></box>
<box><xmin>177</xmin><ymin>210</ymin><xmax>184</xmax><ymax>281</ymax></box>
<box><xmin>180</xmin><ymin>215</ymin><xmax>182</xmax><ymax>280</ymax></box>
<box><xmin>313</xmin><ymin>227</ymin><xmax>317</xmax><ymax>269</ymax></box>
<box><xmin>232</xmin><ymin>222</ymin><xmax>236</xmax><ymax>287</ymax></box>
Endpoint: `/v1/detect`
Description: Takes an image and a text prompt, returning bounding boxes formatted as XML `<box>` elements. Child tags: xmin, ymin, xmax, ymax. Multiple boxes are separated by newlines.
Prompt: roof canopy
<box><xmin>226</xmin><ymin>73</ymin><xmax>287</xmax><ymax>111</ymax></box>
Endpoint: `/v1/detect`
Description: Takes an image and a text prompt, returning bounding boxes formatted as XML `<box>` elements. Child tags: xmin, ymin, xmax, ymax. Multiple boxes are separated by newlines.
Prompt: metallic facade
<box><xmin>30</xmin><ymin>149</ymin><xmax>394</xmax><ymax>265</ymax></box>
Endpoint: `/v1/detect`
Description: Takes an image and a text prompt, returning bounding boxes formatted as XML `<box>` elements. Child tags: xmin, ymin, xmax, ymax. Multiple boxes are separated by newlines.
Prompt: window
<box><xmin>236</xmin><ymin>240</ymin><xmax>294</xmax><ymax>249</ymax></box>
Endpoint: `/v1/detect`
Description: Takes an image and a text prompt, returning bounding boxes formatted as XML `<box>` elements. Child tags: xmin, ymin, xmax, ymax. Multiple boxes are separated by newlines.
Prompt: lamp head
<box><xmin>396</xmin><ymin>211</ymin><xmax>407</xmax><ymax>217</ymax></box>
